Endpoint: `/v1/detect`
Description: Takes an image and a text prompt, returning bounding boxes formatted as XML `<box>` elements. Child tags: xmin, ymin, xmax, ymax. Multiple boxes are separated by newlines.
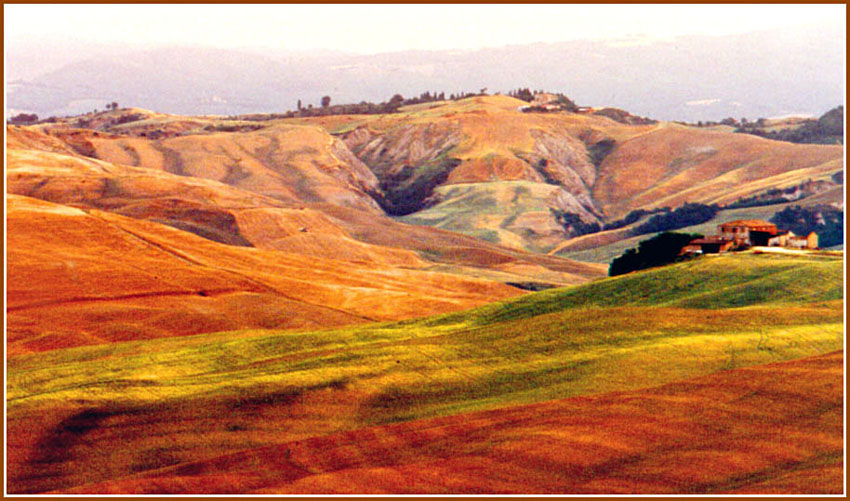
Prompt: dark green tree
<box><xmin>609</xmin><ymin>232</ymin><xmax>702</xmax><ymax>276</ymax></box>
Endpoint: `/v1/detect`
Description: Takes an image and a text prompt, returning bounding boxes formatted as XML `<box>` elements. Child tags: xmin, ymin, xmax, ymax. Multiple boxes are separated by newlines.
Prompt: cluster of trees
<box><xmin>694</xmin><ymin>106</ymin><xmax>845</xmax><ymax>145</ymax></box>
<box><xmin>592</xmin><ymin>108</ymin><xmax>657</xmax><ymax>125</ymax></box>
<box><xmin>770</xmin><ymin>205</ymin><xmax>843</xmax><ymax>248</ymax></box>
<box><xmin>631</xmin><ymin>203</ymin><xmax>719</xmax><ymax>236</ymax></box>
<box><xmin>519</xmin><ymin>93</ymin><xmax>579</xmax><ymax>113</ymax></box>
<box><xmin>400</xmin><ymin>91</ymin><xmax>446</xmax><ymax>105</ymax></box>
<box><xmin>552</xmin><ymin>204</ymin><xmax>701</xmax><ymax>240</ymax></box>
<box><xmin>8</xmin><ymin>113</ymin><xmax>39</xmax><ymax>125</ymax></box>
<box><xmin>240</xmin><ymin>90</ymin><xmax>497</xmax><ymax>121</ymax></box>
<box><xmin>724</xmin><ymin>180</ymin><xmax>827</xmax><ymax>209</ymax></box>
<box><xmin>448</xmin><ymin>89</ymin><xmax>489</xmax><ymax>101</ymax></box>
<box><xmin>553</xmin><ymin>203</ymin><xmax>717</xmax><ymax>241</ymax></box>
<box><xmin>506</xmin><ymin>88</ymin><xmax>537</xmax><ymax>102</ymax></box>
<box><xmin>553</xmin><ymin>202</ymin><xmax>717</xmax><ymax>243</ymax></box>
<box><xmin>550</xmin><ymin>209</ymin><xmax>601</xmax><ymax>238</ymax></box>
<box><xmin>691</xmin><ymin>117</ymin><xmax>742</xmax><ymax>128</ymax></box>
<box><xmin>601</xmin><ymin>208</ymin><xmax>663</xmax><ymax>232</ymax></box>
<box><xmin>11</xmin><ymin>101</ymin><xmax>122</xmax><ymax>126</ymax></box>
<box><xmin>609</xmin><ymin>232</ymin><xmax>702</xmax><ymax>276</ymax></box>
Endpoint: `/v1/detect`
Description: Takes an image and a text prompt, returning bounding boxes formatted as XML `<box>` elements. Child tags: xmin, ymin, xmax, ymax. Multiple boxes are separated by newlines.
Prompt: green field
<box><xmin>9</xmin><ymin>253</ymin><xmax>843</xmax><ymax>425</ymax></box>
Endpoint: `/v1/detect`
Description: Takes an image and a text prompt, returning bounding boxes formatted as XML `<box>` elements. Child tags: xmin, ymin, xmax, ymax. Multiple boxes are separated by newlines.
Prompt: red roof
<box><xmin>719</xmin><ymin>219</ymin><xmax>776</xmax><ymax>228</ymax></box>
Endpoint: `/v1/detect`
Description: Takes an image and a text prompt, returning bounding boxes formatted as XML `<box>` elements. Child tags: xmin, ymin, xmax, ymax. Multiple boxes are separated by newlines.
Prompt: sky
<box><xmin>5</xmin><ymin>4</ymin><xmax>846</xmax><ymax>54</ymax></box>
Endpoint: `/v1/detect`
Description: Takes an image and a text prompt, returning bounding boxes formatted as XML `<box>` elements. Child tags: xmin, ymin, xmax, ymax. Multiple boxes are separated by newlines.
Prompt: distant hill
<box><xmin>319</xmin><ymin>96</ymin><xmax>841</xmax><ymax>251</ymax></box>
<box><xmin>7</xmin><ymin>22</ymin><xmax>844</xmax><ymax>121</ymax></box>
<box><xmin>16</xmin><ymin>96</ymin><xmax>843</xmax><ymax>254</ymax></box>
<box><xmin>735</xmin><ymin>106</ymin><xmax>844</xmax><ymax>145</ymax></box>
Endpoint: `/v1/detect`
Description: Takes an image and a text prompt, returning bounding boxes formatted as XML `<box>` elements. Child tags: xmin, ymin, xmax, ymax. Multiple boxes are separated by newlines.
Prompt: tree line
<box><xmin>690</xmin><ymin>106</ymin><xmax>843</xmax><ymax>145</ymax></box>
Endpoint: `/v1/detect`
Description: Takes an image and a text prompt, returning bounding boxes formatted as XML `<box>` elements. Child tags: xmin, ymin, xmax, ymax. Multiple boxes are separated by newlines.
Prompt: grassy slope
<box><xmin>593</xmin><ymin>123</ymin><xmax>842</xmax><ymax>220</ymax></box>
<box><xmin>399</xmin><ymin>181</ymin><xmax>566</xmax><ymax>252</ymax></box>
<box><xmin>7</xmin><ymin>253</ymin><xmax>843</xmax><ymax>493</ymax></box>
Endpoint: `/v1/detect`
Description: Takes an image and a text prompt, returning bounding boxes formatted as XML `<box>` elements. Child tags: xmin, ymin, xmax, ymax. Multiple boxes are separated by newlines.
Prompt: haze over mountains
<box><xmin>7</xmin><ymin>22</ymin><xmax>844</xmax><ymax>121</ymax></box>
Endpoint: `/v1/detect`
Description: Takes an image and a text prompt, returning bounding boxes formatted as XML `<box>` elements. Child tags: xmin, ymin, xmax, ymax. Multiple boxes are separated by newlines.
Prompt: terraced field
<box><xmin>7</xmin><ymin>252</ymin><xmax>843</xmax><ymax>493</ymax></box>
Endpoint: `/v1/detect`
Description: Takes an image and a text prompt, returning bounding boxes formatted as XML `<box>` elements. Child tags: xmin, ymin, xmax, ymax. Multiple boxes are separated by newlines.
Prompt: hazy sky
<box><xmin>5</xmin><ymin>4</ymin><xmax>845</xmax><ymax>53</ymax></box>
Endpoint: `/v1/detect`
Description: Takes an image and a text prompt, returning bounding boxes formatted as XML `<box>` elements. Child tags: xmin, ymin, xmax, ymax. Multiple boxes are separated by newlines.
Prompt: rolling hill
<box><xmin>7</xmin><ymin>252</ymin><xmax>843</xmax><ymax>493</ymax></box>
<box><xmin>59</xmin><ymin>351</ymin><xmax>844</xmax><ymax>494</ymax></box>
<box><xmin>20</xmin><ymin>96</ymin><xmax>842</xmax><ymax>254</ymax></box>
<box><xmin>6</xmin><ymin>122</ymin><xmax>613</xmax><ymax>355</ymax></box>
<box><xmin>45</xmin><ymin>122</ymin><xmax>385</xmax><ymax>213</ymax></box>
<box><xmin>6</xmin><ymin>90</ymin><xmax>844</xmax><ymax>495</ymax></box>
<box><xmin>6</xmin><ymin>194</ymin><xmax>530</xmax><ymax>355</ymax></box>
<box><xmin>306</xmin><ymin>96</ymin><xmax>842</xmax><ymax>251</ymax></box>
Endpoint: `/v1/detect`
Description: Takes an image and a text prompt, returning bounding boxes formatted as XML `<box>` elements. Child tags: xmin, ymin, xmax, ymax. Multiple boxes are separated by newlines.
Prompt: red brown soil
<box><xmin>6</xmin><ymin>194</ymin><xmax>523</xmax><ymax>355</ymax></box>
<box><xmin>28</xmin><ymin>351</ymin><xmax>842</xmax><ymax>495</ymax></box>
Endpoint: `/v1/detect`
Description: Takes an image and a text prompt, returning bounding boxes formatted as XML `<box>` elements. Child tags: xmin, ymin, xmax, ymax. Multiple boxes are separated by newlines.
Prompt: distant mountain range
<box><xmin>6</xmin><ymin>22</ymin><xmax>845</xmax><ymax>121</ymax></box>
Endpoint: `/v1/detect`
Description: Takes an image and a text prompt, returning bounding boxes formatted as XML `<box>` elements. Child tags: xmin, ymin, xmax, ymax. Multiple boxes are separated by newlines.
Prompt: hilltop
<box><xmin>295</xmin><ymin>96</ymin><xmax>842</xmax><ymax>251</ymax></box>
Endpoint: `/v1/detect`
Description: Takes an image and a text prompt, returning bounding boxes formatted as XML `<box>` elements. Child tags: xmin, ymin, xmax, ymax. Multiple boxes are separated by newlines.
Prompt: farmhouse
<box><xmin>718</xmin><ymin>220</ymin><xmax>778</xmax><ymax>246</ymax></box>
<box><xmin>684</xmin><ymin>219</ymin><xmax>818</xmax><ymax>254</ymax></box>
<box><xmin>787</xmin><ymin>232</ymin><xmax>819</xmax><ymax>249</ymax></box>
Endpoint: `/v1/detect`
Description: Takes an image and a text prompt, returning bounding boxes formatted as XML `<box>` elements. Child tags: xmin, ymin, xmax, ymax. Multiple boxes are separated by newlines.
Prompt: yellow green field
<box><xmin>7</xmin><ymin>252</ymin><xmax>843</xmax><ymax>493</ymax></box>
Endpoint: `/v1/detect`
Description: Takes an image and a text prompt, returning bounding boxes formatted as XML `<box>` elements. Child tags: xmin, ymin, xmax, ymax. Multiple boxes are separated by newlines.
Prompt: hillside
<box><xmin>7</xmin><ymin>123</ymin><xmax>616</xmax><ymax>356</ymax></box>
<box><xmin>592</xmin><ymin>122</ymin><xmax>843</xmax><ymax>219</ymax></box>
<box><xmin>7</xmin><ymin>123</ymin><xmax>606</xmax><ymax>281</ymax></box>
<box><xmin>7</xmin><ymin>252</ymin><xmax>843</xmax><ymax>493</ymax></box>
<box><xmin>6</xmin><ymin>194</ymin><xmax>528</xmax><ymax>356</ymax></box>
<box><xmin>44</xmin><ymin>122</ymin><xmax>385</xmax><ymax>213</ymax></box>
<box><xmin>317</xmin><ymin>96</ymin><xmax>842</xmax><ymax>251</ymax></box>
<box><xmin>60</xmin><ymin>352</ymin><xmax>844</xmax><ymax>494</ymax></box>
<box><xmin>20</xmin><ymin>97</ymin><xmax>843</xmax><ymax>254</ymax></box>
